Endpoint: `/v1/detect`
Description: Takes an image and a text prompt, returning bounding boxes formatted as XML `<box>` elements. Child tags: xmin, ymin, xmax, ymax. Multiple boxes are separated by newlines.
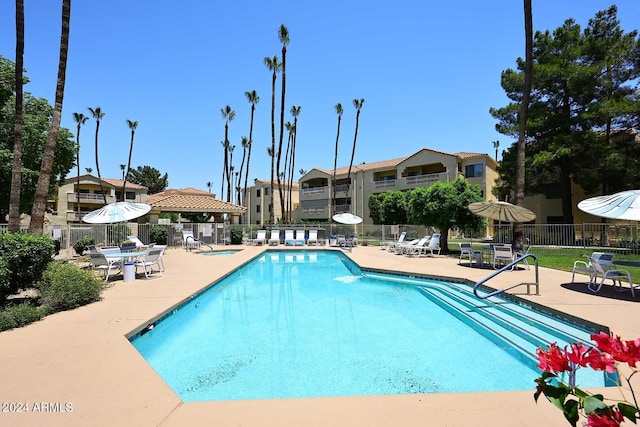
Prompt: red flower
<box><xmin>586</xmin><ymin>408</ymin><xmax>624</xmax><ymax>427</ymax></box>
<box><xmin>586</xmin><ymin>352</ymin><xmax>617</xmax><ymax>374</ymax></box>
<box><xmin>537</xmin><ymin>343</ymin><xmax>571</xmax><ymax>373</ymax></box>
<box><xmin>567</xmin><ymin>342</ymin><xmax>591</xmax><ymax>367</ymax></box>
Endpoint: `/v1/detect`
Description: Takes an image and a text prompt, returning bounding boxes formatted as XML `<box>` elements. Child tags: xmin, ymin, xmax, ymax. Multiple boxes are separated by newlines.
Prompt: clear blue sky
<box><xmin>1</xmin><ymin>1</ymin><xmax>639</xmax><ymax>194</ymax></box>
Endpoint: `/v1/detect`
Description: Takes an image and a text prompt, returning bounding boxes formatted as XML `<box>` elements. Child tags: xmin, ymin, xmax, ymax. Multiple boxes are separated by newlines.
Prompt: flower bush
<box><xmin>535</xmin><ymin>332</ymin><xmax>640</xmax><ymax>426</ymax></box>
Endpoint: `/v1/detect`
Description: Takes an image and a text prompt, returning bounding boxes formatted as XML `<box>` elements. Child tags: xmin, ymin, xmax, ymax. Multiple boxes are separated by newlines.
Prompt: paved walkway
<box><xmin>0</xmin><ymin>246</ymin><xmax>638</xmax><ymax>426</ymax></box>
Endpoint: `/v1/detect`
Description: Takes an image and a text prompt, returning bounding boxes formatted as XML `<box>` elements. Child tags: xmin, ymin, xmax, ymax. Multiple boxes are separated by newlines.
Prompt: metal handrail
<box><xmin>185</xmin><ymin>236</ymin><xmax>213</xmax><ymax>252</ymax></box>
<box><xmin>473</xmin><ymin>253</ymin><xmax>539</xmax><ymax>299</ymax></box>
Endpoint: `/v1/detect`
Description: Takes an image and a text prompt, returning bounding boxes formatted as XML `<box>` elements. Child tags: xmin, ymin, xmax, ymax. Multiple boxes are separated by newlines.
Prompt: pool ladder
<box><xmin>473</xmin><ymin>253</ymin><xmax>539</xmax><ymax>299</ymax></box>
<box><xmin>185</xmin><ymin>236</ymin><xmax>213</xmax><ymax>252</ymax></box>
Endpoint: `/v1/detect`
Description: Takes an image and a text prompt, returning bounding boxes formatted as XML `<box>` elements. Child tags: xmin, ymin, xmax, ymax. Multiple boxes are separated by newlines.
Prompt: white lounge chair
<box><xmin>268</xmin><ymin>230</ymin><xmax>281</xmax><ymax>246</ymax></box>
<box><xmin>416</xmin><ymin>233</ymin><xmax>441</xmax><ymax>257</ymax></box>
<box><xmin>394</xmin><ymin>238</ymin><xmax>420</xmax><ymax>255</ymax></box>
<box><xmin>252</xmin><ymin>230</ymin><xmax>267</xmax><ymax>246</ymax></box>
<box><xmin>403</xmin><ymin>236</ymin><xmax>431</xmax><ymax>256</ymax></box>
<box><xmin>571</xmin><ymin>252</ymin><xmax>614</xmax><ymax>283</ymax></box>
<box><xmin>295</xmin><ymin>230</ymin><xmax>306</xmax><ymax>246</ymax></box>
<box><xmin>586</xmin><ymin>255</ymin><xmax>636</xmax><ymax>297</ymax></box>
<box><xmin>127</xmin><ymin>235</ymin><xmax>147</xmax><ymax>248</ymax></box>
<box><xmin>284</xmin><ymin>230</ymin><xmax>295</xmax><ymax>246</ymax></box>
<box><xmin>385</xmin><ymin>231</ymin><xmax>407</xmax><ymax>252</ymax></box>
<box><xmin>307</xmin><ymin>229</ymin><xmax>319</xmax><ymax>246</ymax></box>
<box><xmin>182</xmin><ymin>230</ymin><xmax>201</xmax><ymax>250</ymax></box>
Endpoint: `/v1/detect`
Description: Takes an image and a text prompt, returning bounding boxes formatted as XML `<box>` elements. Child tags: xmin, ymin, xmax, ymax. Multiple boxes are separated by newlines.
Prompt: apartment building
<box><xmin>298</xmin><ymin>148</ymin><xmax>499</xmax><ymax>225</ymax></box>
<box><xmin>56</xmin><ymin>174</ymin><xmax>148</xmax><ymax>223</ymax></box>
<box><xmin>244</xmin><ymin>179</ymin><xmax>300</xmax><ymax>225</ymax></box>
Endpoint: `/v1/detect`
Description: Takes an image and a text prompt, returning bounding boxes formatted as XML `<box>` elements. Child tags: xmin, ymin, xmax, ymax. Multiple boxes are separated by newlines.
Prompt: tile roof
<box><xmin>102</xmin><ymin>178</ymin><xmax>148</xmax><ymax>190</ymax></box>
<box><xmin>147</xmin><ymin>188</ymin><xmax>245</xmax><ymax>213</ymax></box>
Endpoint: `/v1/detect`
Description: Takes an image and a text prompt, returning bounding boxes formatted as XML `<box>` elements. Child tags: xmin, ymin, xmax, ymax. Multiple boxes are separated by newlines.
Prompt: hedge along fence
<box><xmin>0</xmin><ymin>234</ymin><xmax>54</xmax><ymax>303</ymax></box>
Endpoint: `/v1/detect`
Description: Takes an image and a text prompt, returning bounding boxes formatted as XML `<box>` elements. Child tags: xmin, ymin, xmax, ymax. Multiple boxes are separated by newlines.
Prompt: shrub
<box><xmin>0</xmin><ymin>234</ymin><xmax>54</xmax><ymax>303</ymax></box>
<box><xmin>230</xmin><ymin>227</ymin><xmax>243</xmax><ymax>244</ymax></box>
<box><xmin>150</xmin><ymin>225</ymin><xmax>168</xmax><ymax>245</ymax></box>
<box><xmin>0</xmin><ymin>303</ymin><xmax>45</xmax><ymax>332</ymax></box>
<box><xmin>72</xmin><ymin>237</ymin><xmax>94</xmax><ymax>256</ymax></box>
<box><xmin>38</xmin><ymin>261</ymin><xmax>104</xmax><ymax>313</ymax></box>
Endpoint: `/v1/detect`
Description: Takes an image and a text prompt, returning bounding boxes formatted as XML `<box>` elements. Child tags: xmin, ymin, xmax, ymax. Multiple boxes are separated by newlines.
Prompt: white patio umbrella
<box><xmin>577</xmin><ymin>190</ymin><xmax>640</xmax><ymax>221</ymax></box>
<box><xmin>332</xmin><ymin>213</ymin><xmax>363</xmax><ymax>225</ymax></box>
<box><xmin>82</xmin><ymin>201</ymin><xmax>151</xmax><ymax>224</ymax></box>
<box><xmin>467</xmin><ymin>201</ymin><xmax>536</xmax><ymax>223</ymax></box>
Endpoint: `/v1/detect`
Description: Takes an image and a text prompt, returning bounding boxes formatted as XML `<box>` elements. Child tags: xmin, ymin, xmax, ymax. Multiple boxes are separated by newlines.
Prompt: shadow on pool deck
<box><xmin>1</xmin><ymin>245</ymin><xmax>639</xmax><ymax>427</ymax></box>
<box><xmin>561</xmin><ymin>281</ymin><xmax>640</xmax><ymax>302</ymax></box>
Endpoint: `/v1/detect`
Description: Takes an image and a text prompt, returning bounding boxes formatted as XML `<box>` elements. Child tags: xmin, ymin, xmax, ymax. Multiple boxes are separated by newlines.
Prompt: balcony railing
<box><xmin>404</xmin><ymin>172</ymin><xmax>447</xmax><ymax>186</ymax></box>
<box><xmin>335</xmin><ymin>205</ymin><xmax>351</xmax><ymax>213</ymax></box>
<box><xmin>335</xmin><ymin>184</ymin><xmax>350</xmax><ymax>193</ymax></box>
<box><xmin>373</xmin><ymin>179</ymin><xmax>396</xmax><ymax>189</ymax></box>
<box><xmin>302</xmin><ymin>207</ymin><xmax>325</xmax><ymax>215</ymax></box>
<box><xmin>302</xmin><ymin>187</ymin><xmax>326</xmax><ymax>196</ymax></box>
<box><xmin>67</xmin><ymin>193</ymin><xmax>116</xmax><ymax>204</ymax></box>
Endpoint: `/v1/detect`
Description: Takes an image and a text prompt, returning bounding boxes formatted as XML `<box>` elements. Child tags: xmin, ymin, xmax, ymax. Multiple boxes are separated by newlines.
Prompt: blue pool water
<box><xmin>130</xmin><ymin>250</ymin><xmax>610</xmax><ymax>402</ymax></box>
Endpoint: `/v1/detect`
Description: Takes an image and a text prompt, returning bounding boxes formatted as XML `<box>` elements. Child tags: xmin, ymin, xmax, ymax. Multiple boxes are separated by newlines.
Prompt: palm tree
<box><xmin>264</xmin><ymin>55</ymin><xmax>281</xmax><ymax>223</ymax></box>
<box><xmin>29</xmin><ymin>0</ymin><xmax>71</xmax><ymax>234</ymax></box>
<box><xmin>206</xmin><ymin>181</ymin><xmax>212</xmax><ymax>193</ymax></box>
<box><xmin>88</xmin><ymin>106</ymin><xmax>107</xmax><ymax>204</ymax></box>
<box><xmin>513</xmin><ymin>0</ymin><xmax>533</xmax><ymax>252</ymax></box>
<box><xmin>243</xmin><ymin>90</ymin><xmax>259</xmax><ymax>208</ymax></box>
<box><xmin>332</xmin><ymin>103</ymin><xmax>343</xmax><ymax>217</ymax></box>
<box><xmin>220</xmin><ymin>140</ymin><xmax>228</xmax><ymax>199</ymax></box>
<box><xmin>221</xmin><ymin>105</ymin><xmax>235</xmax><ymax>203</ymax></box>
<box><xmin>8</xmin><ymin>0</ymin><xmax>25</xmax><ymax>233</ymax></box>
<box><xmin>276</xmin><ymin>25</ymin><xmax>290</xmax><ymax>222</ymax></box>
<box><xmin>288</xmin><ymin>105</ymin><xmax>301</xmax><ymax>221</ymax></box>
<box><xmin>85</xmin><ymin>167</ymin><xmax>92</xmax><ymax>174</ymax></box>
<box><xmin>347</xmin><ymin>98</ymin><xmax>365</xmax><ymax>185</ymax></box>
<box><xmin>122</xmin><ymin>119</ymin><xmax>138</xmax><ymax>199</ymax></box>
<box><xmin>493</xmin><ymin>140</ymin><xmax>500</xmax><ymax>161</ymax></box>
<box><xmin>120</xmin><ymin>164</ymin><xmax>126</xmax><ymax>181</ymax></box>
<box><xmin>266</xmin><ymin>146</ymin><xmax>274</xmax><ymax>222</ymax></box>
<box><xmin>73</xmin><ymin>112</ymin><xmax>88</xmax><ymax>216</ymax></box>
<box><xmin>283</xmin><ymin>121</ymin><xmax>294</xmax><ymax>221</ymax></box>
<box><xmin>237</xmin><ymin>136</ymin><xmax>249</xmax><ymax>205</ymax></box>
<box><xmin>228</xmin><ymin>144</ymin><xmax>235</xmax><ymax>202</ymax></box>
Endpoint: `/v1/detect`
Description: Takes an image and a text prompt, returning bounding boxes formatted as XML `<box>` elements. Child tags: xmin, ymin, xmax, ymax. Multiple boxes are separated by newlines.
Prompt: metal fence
<box><xmin>1</xmin><ymin>222</ymin><xmax>638</xmax><ymax>255</ymax></box>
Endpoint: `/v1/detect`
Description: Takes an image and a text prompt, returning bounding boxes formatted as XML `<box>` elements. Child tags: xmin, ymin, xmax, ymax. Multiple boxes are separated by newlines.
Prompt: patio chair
<box><xmin>295</xmin><ymin>230</ymin><xmax>306</xmax><ymax>246</ymax></box>
<box><xmin>89</xmin><ymin>252</ymin><xmax>122</xmax><ymax>282</ymax></box>
<box><xmin>416</xmin><ymin>233</ymin><xmax>441</xmax><ymax>257</ymax></box>
<box><xmin>250</xmin><ymin>230</ymin><xmax>267</xmax><ymax>246</ymax></box>
<box><xmin>268</xmin><ymin>230</ymin><xmax>281</xmax><ymax>246</ymax></box>
<box><xmin>571</xmin><ymin>252</ymin><xmax>614</xmax><ymax>283</ymax></box>
<box><xmin>284</xmin><ymin>230</ymin><xmax>295</xmax><ymax>246</ymax></box>
<box><xmin>134</xmin><ymin>247</ymin><xmax>164</xmax><ymax>279</ymax></box>
<box><xmin>458</xmin><ymin>242</ymin><xmax>473</xmax><ymax>265</ymax></box>
<box><xmin>120</xmin><ymin>241</ymin><xmax>137</xmax><ymax>252</ymax></box>
<box><xmin>153</xmin><ymin>244</ymin><xmax>167</xmax><ymax>272</ymax></box>
<box><xmin>307</xmin><ymin>229</ymin><xmax>319</xmax><ymax>246</ymax></box>
<box><xmin>586</xmin><ymin>255</ymin><xmax>636</xmax><ymax>297</ymax></box>
<box><xmin>492</xmin><ymin>245</ymin><xmax>515</xmax><ymax>269</ymax></box>
<box><xmin>182</xmin><ymin>230</ymin><xmax>201</xmax><ymax>250</ymax></box>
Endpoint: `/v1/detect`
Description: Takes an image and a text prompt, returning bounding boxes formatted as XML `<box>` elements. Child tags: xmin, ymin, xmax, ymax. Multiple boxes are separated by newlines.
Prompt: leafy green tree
<box><xmin>29</xmin><ymin>0</ymin><xmax>71</xmax><ymax>234</ymax></box>
<box><xmin>127</xmin><ymin>165</ymin><xmax>168</xmax><ymax>194</ymax></box>
<box><xmin>407</xmin><ymin>178</ymin><xmax>484</xmax><ymax>253</ymax></box>
<box><xmin>0</xmin><ymin>94</ymin><xmax>75</xmax><ymax>221</ymax></box>
<box><xmin>367</xmin><ymin>191</ymin><xmax>409</xmax><ymax>225</ymax></box>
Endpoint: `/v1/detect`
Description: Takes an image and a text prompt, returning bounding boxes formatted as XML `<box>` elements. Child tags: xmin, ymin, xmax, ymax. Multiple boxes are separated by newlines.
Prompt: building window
<box><xmin>264</xmin><ymin>188</ymin><xmax>270</xmax><ymax>196</ymax></box>
<box><xmin>125</xmin><ymin>191</ymin><xmax>135</xmax><ymax>200</ymax></box>
<box><xmin>256</xmin><ymin>204</ymin><xmax>261</xmax><ymax>213</ymax></box>
<box><xmin>256</xmin><ymin>189</ymin><xmax>261</xmax><ymax>197</ymax></box>
<box><xmin>465</xmin><ymin>164</ymin><xmax>483</xmax><ymax>178</ymax></box>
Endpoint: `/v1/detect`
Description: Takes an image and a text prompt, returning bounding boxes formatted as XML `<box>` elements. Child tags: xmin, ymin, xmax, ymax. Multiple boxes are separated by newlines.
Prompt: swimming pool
<box><xmin>130</xmin><ymin>250</ymin><xmax>612</xmax><ymax>402</ymax></box>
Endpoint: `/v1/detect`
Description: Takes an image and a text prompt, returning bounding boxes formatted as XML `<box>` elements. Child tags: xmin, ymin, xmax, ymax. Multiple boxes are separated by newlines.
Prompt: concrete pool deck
<box><xmin>0</xmin><ymin>245</ymin><xmax>638</xmax><ymax>426</ymax></box>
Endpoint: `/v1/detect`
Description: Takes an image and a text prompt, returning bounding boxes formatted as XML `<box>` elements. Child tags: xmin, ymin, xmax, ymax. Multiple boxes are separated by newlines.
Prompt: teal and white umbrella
<box><xmin>332</xmin><ymin>213</ymin><xmax>363</xmax><ymax>225</ymax></box>
<box><xmin>83</xmin><ymin>202</ymin><xmax>151</xmax><ymax>224</ymax></box>
<box><xmin>578</xmin><ymin>190</ymin><xmax>640</xmax><ymax>221</ymax></box>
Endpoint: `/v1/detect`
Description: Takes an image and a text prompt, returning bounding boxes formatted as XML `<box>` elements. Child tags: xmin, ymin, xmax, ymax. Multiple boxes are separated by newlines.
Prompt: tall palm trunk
<box><xmin>237</xmin><ymin>136</ymin><xmax>248</xmax><ymax>205</ymax></box>
<box><xmin>288</xmin><ymin>105</ymin><xmax>300</xmax><ymax>222</ymax></box>
<box><xmin>267</xmin><ymin>57</ymin><xmax>279</xmax><ymax>223</ymax></box>
<box><xmin>347</xmin><ymin>98</ymin><xmax>364</xmax><ymax>188</ymax></box>
<box><xmin>73</xmin><ymin>112</ymin><xmax>88</xmax><ymax>218</ymax></box>
<box><xmin>29</xmin><ymin>0</ymin><xmax>71</xmax><ymax>234</ymax></box>
<box><xmin>8</xmin><ymin>0</ymin><xmax>25</xmax><ymax>233</ymax></box>
<box><xmin>332</xmin><ymin>103</ymin><xmax>343</xmax><ymax>218</ymax></box>
<box><xmin>122</xmin><ymin>119</ymin><xmax>137</xmax><ymax>200</ymax></box>
<box><xmin>276</xmin><ymin>25</ymin><xmax>289</xmax><ymax>222</ymax></box>
<box><xmin>513</xmin><ymin>0</ymin><xmax>533</xmax><ymax>252</ymax></box>
<box><xmin>243</xmin><ymin>90</ymin><xmax>259</xmax><ymax>210</ymax></box>
<box><xmin>89</xmin><ymin>107</ymin><xmax>107</xmax><ymax>204</ymax></box>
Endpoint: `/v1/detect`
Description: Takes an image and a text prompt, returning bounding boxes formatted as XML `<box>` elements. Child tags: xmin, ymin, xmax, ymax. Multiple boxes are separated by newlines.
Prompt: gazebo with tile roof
<box><xmin>146</xmin><ymin>188</ymin><xmax>246</xmax><ymax>223</ymax></box>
